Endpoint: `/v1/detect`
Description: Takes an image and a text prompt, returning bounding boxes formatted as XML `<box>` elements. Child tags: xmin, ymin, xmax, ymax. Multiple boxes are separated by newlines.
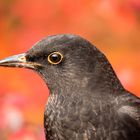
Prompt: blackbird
<box><xmin>0</xmin><ymin>34</ymin><xmax>140</xmax><ymax>140</ymax></box>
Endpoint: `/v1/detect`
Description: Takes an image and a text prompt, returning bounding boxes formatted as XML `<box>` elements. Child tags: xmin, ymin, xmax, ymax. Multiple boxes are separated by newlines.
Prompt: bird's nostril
<box><xmin>18</xmin><ymin>56</ymin><xmax>26</xmax><ymax>62</ymax></box>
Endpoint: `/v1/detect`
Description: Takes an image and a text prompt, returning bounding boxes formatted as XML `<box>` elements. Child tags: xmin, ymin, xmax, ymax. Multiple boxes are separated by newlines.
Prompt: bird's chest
<box><xmin>44</xmin><ymin>95</ymin><xmax>99</xmax><ymax>140</ymax></box>
<box><xmin>44</xmin><ymin>95</ymin><xmax>123</xmax><ymax>140</ymax></box>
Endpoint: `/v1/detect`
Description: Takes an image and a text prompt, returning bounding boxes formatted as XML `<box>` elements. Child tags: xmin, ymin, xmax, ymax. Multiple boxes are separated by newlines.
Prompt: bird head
<box><xmin>0</xmin><ymin>34</ymin><xmax>123</xmax><ymax>95</ymax></box>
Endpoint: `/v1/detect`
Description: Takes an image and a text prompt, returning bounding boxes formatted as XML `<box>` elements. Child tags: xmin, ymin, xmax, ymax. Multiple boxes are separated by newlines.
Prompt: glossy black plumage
<box><xmin>0</xmin><ymin>34</ymin><xmax>140</xmax><ymax>140</ymax></box>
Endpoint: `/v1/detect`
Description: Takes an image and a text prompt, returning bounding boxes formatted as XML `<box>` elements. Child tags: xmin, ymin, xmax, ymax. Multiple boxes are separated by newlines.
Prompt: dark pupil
<box><xmin>50</xmin><ymin>53</ymin><xmax>61</xmax><ymax>63</ymax></box>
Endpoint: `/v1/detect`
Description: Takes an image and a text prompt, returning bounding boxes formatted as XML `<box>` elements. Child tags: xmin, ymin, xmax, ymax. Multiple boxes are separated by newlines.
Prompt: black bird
<box><xmin>0</xmin><ymin>34</ymin><xmax>140</xmax><ymax>140</ymax></box>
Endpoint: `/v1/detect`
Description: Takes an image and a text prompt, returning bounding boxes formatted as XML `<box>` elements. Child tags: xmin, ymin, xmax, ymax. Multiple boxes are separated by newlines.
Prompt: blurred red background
<box><xmin>0</xmin><ymin>0</ymin><xmax>140</xmax><ymax>139</ymax></box>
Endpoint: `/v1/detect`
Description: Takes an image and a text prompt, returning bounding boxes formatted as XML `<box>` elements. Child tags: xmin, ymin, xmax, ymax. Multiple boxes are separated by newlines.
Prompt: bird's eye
<box><xmin>48</xmin><ymin>52</ymin><xmax>63</xmax><ymax>65</ymax></box>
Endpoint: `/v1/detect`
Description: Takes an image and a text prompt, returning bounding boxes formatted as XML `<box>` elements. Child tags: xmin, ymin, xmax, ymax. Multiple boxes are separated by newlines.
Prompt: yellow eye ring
<box><xmin>48</xmin><ymin>52</ymin><xmax>63</xmax><ymax>65</ymax></box>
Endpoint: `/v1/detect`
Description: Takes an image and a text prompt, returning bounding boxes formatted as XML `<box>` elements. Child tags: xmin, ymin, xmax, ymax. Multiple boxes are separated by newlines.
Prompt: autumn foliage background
<box><xmin>0</xmin><ymin>0</ymin><xmax>140</xmax><ymax>139</ymax></box>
